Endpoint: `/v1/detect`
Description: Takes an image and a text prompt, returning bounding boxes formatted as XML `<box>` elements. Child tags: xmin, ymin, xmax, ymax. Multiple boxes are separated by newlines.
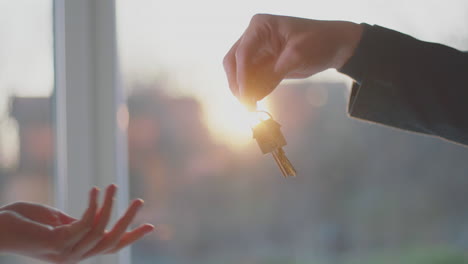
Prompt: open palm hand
<box><xmin>0</xmin><ymin>185</ymin><xmax>154</xmax><ymax>264</ymax></box>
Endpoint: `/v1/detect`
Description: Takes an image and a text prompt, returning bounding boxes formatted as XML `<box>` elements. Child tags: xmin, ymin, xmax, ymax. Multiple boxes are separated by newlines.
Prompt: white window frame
<box><xmin>54</xmin><ymin>0</ymin><xmax>130</xmax><ymax>264</ymax></box>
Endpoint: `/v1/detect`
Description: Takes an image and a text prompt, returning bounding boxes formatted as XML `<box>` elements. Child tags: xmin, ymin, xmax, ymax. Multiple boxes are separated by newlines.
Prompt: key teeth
<box><xmin>272</xmin><ymin>148</ymin><xmax>297</xmax><ymax>178</ymax></box>
<box><xmin>278</xmin><ymin>148</ymin><xmax>296</xmax><ymax>177</ymax></box>
<box><xmin>282</xmin><ymin>159</ymin><xmax>297</xmax><ymax>177</ymax></box>
<box><xmin>271</xmin><ymin>151</ymin><xmax>287</xmax><ymax>177</ymax></box>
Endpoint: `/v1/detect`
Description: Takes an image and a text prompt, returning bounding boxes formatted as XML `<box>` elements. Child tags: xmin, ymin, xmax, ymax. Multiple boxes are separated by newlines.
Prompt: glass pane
<box><xmin>0</xmin><ymin>1</ymin><xmax>54</xmax><ymax>263</ymax></box>
<box><xmin>118</xmin><ymin>1</ymin><xmax>468</xmax><ymax>264</ymax></box>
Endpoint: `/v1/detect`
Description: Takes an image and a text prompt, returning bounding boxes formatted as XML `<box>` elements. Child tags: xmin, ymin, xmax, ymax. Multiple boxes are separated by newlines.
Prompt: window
<box><xmin>0</xmin><ymin>1</ymin><xmax>54</xmax><ymax>263</ymax></box>
<box><xmin>1</xmin><ymin>1</ymin><xmax>128</xmax><ymax>263</ymax></box>
<box><xmin>117</xmin><ymin>1</ymin><xmax>468</xmax><ymax>264</ymax></box>
<box><xmin>1</xmin><ymin>1</ymin><xmax>467</xmax><ymax>264</ymax></box>
<box><xmin>54</xmin><ymin>0</ymin><xmax>129</xmax><ymax>263</ymax></box>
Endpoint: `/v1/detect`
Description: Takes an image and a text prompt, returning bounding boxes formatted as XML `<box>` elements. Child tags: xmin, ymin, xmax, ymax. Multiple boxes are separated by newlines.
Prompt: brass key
<box><xmin>252</xmin><ymin>116</ymin><xmax>296</xmax><ymax>177</ymax></box>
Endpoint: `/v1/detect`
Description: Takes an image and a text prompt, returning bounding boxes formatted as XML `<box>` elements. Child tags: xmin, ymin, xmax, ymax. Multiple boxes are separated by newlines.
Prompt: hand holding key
<box><xmin>224</xmin><ymin>14</ymin><xmax>362</xmax><ymax>177</ymax></box>
<box><xmin>223</xmin><ymin>14</ymin><xmax>363</xmax><ymax>109</ymax></box>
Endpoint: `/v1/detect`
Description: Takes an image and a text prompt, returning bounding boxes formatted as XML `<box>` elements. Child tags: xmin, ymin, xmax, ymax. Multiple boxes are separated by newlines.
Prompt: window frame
<box><xmin>53</xmin><ymin>0</ymin><xmax>130</xmax><ymax>263</ymax></box>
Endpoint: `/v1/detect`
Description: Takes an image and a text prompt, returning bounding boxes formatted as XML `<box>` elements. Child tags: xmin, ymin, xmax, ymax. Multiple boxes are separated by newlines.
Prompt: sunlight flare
<box><xmin>203</xmin><ymin>94</ymin><xmax>272</xmax><ymax>150</ymax></box>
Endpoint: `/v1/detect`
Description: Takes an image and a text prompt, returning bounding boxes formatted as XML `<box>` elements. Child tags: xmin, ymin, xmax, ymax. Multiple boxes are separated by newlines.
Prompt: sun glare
<box><xmin>203</xmin><ymin>95</ymin><xmax>271</xmax><ymax>151</ymax></box>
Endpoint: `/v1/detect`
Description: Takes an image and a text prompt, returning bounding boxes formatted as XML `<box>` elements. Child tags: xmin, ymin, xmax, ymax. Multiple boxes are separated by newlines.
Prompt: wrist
<box><xmin>333</xmin><ymin>21</ymin><xmax>364</xmax><ymax>69</ymax></box>
<box><xmin>0</xmin><ymin>211</ymin><xmax>16</xmax><ymax>252</ymax></box>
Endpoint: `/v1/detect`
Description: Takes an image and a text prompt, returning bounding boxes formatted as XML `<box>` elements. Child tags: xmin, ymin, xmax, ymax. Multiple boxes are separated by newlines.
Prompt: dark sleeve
<box><xmin>339</xmin><ymin>24</ymin><xmax>468</xmax><ymax>146</ymax></box>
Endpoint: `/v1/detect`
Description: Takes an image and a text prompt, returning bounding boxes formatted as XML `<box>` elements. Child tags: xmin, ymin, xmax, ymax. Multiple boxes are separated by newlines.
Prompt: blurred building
<box><xmin>2</xmin><ymin>96</ymin><xmax>53</xmax><ymax>204</ymax></box>
<box><xmin>10</xmin><ymin>96</ymin><xmax>53</xmax><ymax>170</ymax></box>
<box><xmin>3</xmin><ymin>82</ymin><xmax>468</xmax><ymax>264</ymax></box>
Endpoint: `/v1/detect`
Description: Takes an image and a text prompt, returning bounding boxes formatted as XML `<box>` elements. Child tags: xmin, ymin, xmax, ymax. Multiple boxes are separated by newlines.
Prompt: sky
<box><xmin>0</xmin><ymin>0</ymin><xmax>467</xmax><ymax>153</ymax></box>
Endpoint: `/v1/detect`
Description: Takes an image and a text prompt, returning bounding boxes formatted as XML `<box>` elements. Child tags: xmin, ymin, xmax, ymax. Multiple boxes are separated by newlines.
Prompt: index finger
<box><xmin>82</xmin><ymin>199</ymin><xmax>145</xmax><ymax>257</ymax></box>
<box><xmin>53</xmin><ymin>187</ymin><xmax>99</xmax><ymax>251</ymax></box>
<box><xmin>93</xmin><ymin>184</ymin><xmax>117</xmax><ymax>232</ymax></box>
<box><xmin>67</xmin><ymin>184</ymin><xmax>117</xmax><ymax>259</ymax></box>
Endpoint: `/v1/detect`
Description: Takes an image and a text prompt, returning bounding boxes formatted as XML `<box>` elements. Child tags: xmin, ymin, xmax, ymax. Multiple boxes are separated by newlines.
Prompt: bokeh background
<box><xmin>1</xmin><ymin>0</ymin><xmax>468</xmax><ymax>263</ymax></box>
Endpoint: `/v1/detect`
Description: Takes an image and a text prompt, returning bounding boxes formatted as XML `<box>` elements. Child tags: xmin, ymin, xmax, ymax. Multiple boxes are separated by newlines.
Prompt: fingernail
<box><xmin>145</xmin><ymin>224</ymin><xmax>155</xmax><ymax>231</ymax></box>
<box><xmin>91</xmin><ymin>187</ymin><xmax>99</xmax><ymax>195</ymax></box>
<box><xmin>134</xmin><ymin>199</ymin><xmax>144</xmax><ymax>207</ymax></box>
<box><xmin>107</xmin><ymin>184</ymin><xmax>118</xmax><ymax>193</ymax></box>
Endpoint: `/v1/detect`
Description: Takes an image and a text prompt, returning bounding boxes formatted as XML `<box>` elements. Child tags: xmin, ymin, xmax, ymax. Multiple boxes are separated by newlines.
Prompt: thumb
<box><xmin>236</xmin><ymin>36</ymin><xmax>261</xmax><ymax>105</ymax></box>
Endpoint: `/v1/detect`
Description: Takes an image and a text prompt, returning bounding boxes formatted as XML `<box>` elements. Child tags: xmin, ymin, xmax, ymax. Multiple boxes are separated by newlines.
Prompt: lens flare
<box><xmin>203</xmin><ymin>96</ymin><xmax>272</xmax><ymax>150</ymax></box>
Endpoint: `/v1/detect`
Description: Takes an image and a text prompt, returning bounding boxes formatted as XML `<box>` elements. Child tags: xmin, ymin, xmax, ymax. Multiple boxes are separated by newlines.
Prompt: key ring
<box><xmin>249</xmin><ymin>110</ymin><xmax>274</xmax><ymax>130</ymax></box>
<box><xmin>255</xmin><ymin>110</ymin><xmax>274</xmax><ymax>120</ymax></box>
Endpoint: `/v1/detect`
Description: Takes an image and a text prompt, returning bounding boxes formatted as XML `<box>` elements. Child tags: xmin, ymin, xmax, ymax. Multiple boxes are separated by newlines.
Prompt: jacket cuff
<box><xmin>338</xmin><ymin>23</ymin><xmax>373</xmax><ymax>84</ymax></box>
<box><xmin>338</xmin><ymin>24</ymin><xmax>415</xmax><ymax>123</ymax></box>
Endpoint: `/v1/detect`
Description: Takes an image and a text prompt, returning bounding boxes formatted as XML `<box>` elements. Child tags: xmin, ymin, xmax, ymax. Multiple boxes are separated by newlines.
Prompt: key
<box><xmin>252</xmin><ymin>117</ymin><xmax>297</xmax><ymax>177</ymax></box>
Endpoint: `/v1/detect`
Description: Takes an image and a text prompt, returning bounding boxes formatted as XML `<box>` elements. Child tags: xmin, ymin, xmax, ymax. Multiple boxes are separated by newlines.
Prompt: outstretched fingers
<box><xmin>83</xmin><ymin>199</ymin><xmax>145</xmax><ymax>257</ymax></box>
<box><xmin>66</xmin><ymin>184</ymin><xmax>117</xmax><ymax>259</ymax></box>
<box><xmin>105</xmin><ymin>224</ymin><xmax>155</xmax><ymax>254</ymax></box>
<box><xmin>55</xmin><ymin>187</ymin><xmax>99</xmax><ymax>251</ymax></box>
<box><xmin>46</xmin><ymin>184</ymin><xmax>153</xmax><ymax>263</ymax></box>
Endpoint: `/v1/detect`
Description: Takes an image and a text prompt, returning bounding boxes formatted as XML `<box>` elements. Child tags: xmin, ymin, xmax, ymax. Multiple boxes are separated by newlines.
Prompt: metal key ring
<box><xmin>255</xmin><ymin>110</ymin><xmax>274</xmax><ymax>120</ymax></box>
